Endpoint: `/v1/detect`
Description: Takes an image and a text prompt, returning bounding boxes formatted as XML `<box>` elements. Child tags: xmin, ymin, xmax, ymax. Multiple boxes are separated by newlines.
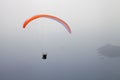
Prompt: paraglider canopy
<box><xmin>23</xmin><ymin>14</ymin><xmax>71</xmax><ymax>33</ymax></box>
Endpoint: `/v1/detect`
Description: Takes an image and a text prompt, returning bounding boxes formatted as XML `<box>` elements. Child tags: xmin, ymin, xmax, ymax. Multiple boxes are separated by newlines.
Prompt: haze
<box><xmin>0</xmin><ymin>0</ymin><xmax>120</xmax><ymax>80</ymax></box>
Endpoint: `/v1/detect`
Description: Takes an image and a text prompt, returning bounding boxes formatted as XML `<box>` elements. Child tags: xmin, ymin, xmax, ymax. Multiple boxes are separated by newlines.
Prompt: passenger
<box><xmin>42</xmin><ymin>53</ymin><xmax>47</xmax><ymax>59</ymax></box>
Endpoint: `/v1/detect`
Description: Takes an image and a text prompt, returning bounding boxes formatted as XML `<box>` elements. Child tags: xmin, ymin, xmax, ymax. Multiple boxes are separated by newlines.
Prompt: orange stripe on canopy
<box><xmin>23</xmin><ymin>14</ymin><xmax>71</xmax><ymax>33</ymax></box>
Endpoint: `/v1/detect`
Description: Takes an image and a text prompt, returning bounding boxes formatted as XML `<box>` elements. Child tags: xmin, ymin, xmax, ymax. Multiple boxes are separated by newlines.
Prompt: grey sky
<box><xmin>0</xmin><ymin>0</ymin><xmax>120</xmax><ymax>80</ymax></box>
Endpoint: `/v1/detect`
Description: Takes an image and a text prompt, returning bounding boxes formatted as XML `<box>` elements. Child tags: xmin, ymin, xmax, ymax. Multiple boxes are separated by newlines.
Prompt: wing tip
<box><xmin>23</xmin><ymin>25</ymin><xmax>26</xmax><ymax>28</ymax></box>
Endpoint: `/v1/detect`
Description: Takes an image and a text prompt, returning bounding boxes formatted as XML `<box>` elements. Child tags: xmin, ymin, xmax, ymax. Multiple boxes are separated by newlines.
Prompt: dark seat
<box><xmin>42</xmin><ymin>54</ymin><xmax>47</xmax><ymax>59</ymax></box>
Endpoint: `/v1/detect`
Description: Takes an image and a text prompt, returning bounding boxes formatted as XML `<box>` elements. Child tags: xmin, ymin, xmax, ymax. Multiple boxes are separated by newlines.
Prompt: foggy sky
<box><xmin>0</xmin><ymin>0</ymin><xmax>120</xmax><ymax>80</ymax></box>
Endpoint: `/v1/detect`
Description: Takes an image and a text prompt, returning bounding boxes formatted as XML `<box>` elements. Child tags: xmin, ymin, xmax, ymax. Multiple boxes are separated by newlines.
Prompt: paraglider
<box><xmin>23</xmin><ymin>14</ymin><xmax>72</xmax><ymax>60</ymax></box>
